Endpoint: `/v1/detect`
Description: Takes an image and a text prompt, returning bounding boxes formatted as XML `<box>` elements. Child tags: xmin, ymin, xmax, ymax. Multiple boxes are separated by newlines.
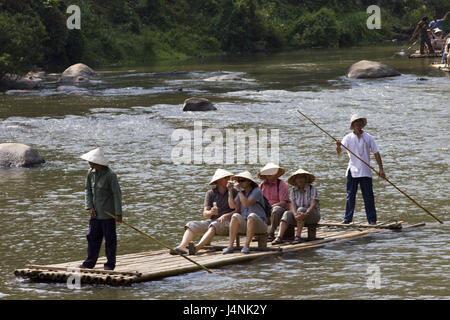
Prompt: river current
<box><xmin>0</xmin><ymin>46</ymin><xmax>449</xmax><ymax>300</ymax></box>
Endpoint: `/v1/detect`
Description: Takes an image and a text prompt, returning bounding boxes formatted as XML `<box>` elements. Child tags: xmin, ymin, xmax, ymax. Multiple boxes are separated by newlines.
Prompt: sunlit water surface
<box><xmin>0</xmin><ymin>46</ymin><xmax>448</xmax><ymax>299</ymax></box>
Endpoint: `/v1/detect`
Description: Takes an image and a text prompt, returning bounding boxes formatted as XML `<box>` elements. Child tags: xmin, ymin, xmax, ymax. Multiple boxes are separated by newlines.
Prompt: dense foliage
<box><xmin>1</xmin><ymin>0</ymin><xmax>450</xmax><ymax>77</ymax></box>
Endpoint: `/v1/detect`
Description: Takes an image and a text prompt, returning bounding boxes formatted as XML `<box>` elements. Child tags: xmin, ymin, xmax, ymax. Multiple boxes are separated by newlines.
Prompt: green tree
<box><xmin>0</xmin><ymin>11</ymin><xmax>48</xmax><ymax>78</ymax></box>
<box><xmin>290</xmin><ymin>7</ymin><xmax>340</xmax><ymax>48</ymax></box>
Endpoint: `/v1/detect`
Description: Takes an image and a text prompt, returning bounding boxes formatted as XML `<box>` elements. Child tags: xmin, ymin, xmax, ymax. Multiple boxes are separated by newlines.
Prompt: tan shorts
<box><xmin>209</xmin><ymin>219</ymin><xmax>231</xmax><ymax>236</ymax></box>
<box><xmin>232</xmin><ymin>213</ymin><xmax>268</xmax><ymax>234</ymax></box>
<box><xmin>281</xmin><ymin>207</ymin><xmax>320</xmax><ymax>226</ymax></box>
<box><xmin>185</xmin><ymin>219</ymin><xmax>230</xmax><ymax>236</ymax></box>
<box><xmin>185</xmin><ymin>220</ymin><xmax>211</xmax><ymax>235</ymax></box>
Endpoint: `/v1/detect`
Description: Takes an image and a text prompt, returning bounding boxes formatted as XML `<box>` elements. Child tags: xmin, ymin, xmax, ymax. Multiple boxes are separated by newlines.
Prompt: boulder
<box><xmin>56</xmin><ymin>85</ymin><xmax>91</xmax><ymax>95</ymax></box>
<box><xmin>204</xmin><ymin>74</ymin><xmax>243</xmax><ymax>82</ymax></box>
<box><xmin>347</xmin><ymin>60</ymin><xmax>401</xmax><ymax>79</ymax></box>
<box><xmin>1</xmin><ymin>74</ymin><xmax>42</xmax><ymax>90</ymax></box>
<box><xmin>59</xmin><ymin>63</ymin><xmax>98</xmax><ymax>84</ymax></box>
<box><xmin>26</xmin><ymin>70</ymin><xmax>47</xmax><ymax>79</ymax></box>
<box><xmin>5</xmin><ymin>90</ymin><xmax>39</xmax><ymax>95</ymax></box>
<box><xmin>0</xmin><ymin>143</ymin><xmax>45</xmax><ymax>167</ymax></box>
<box><xmin>182</xmin><ymin>98</ymin><xmax>217</xmax><ymax>111</ymax></box>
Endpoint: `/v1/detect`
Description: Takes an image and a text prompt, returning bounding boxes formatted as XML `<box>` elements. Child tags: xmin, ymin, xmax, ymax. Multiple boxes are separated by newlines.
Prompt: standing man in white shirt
<box><xmin>335</xmin><ymin>115</ymin><xmax>386</xmax><ymax>225</ymax></box>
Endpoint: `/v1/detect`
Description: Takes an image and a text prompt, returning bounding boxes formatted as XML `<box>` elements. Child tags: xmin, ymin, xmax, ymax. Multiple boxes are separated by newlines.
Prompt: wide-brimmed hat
<box><xmin>232</xmin><ymin>171</ymin><xmax>258</xmax><ymax>186</ymax></box>
<box><xmin>257</xmin><ymin>162</ymin><xmax>285</xmax><ymax>179</ymax></box>
<box><xmin>349</xmin><ymin>114</ymin><xmax>367</xmax><ymax>130</ymax></box>
<box><xmin>433</xmin><ymin>28</ymin><xmax>443</xmax><ymax>34</ymax></box>
<box><xmin>209</xmin><ymin>168</ymin><xmax>234</xmax><ymax>185</ymax></box>
<box><xmin>80</xmin><ymin>147</ymin><xmax>108</xmax><ymax>166</ymax></box>
<box><xmin>287</xmin><ymin>169</ymin><xmax>316</xmax><ymax>185</ymax></box>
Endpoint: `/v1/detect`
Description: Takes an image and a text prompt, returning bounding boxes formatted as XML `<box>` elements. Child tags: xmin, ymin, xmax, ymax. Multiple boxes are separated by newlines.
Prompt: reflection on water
<box><xmin>0</xmin><ymin>46</ymin><xmax>449</xmax><ymax>299</ymax></box>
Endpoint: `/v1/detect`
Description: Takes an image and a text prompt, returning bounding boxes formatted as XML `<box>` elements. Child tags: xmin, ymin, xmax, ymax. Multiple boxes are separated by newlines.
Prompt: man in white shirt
<box><xmin>335</xmin><ymin>115</ymin><xmax>385</xmax><ymax>225</ymax></box>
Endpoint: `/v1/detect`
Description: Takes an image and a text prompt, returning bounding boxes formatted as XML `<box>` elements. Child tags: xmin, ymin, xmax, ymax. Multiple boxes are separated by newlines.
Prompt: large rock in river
<box><xmin>1</xmin><ymin>74</ymin><xmax>42</xmax><ymax>90</ymax></box>
<box><xmin>204</xmin><ymin>74</ymin><xmax>243</xmax><ymax>82</ymax></box>
<box><xmin>58</xmin><ymin>63</ymin><xmax>98</xmax><ymax>84</ymax></box>
<box><xmin>182</xmin><ymin>98</ymin><xmax>217</xmax><ymax>111</ymax></box>
<box><xmin>0</xmin><ymin>143</ymin><xmax>45</xmax><ymax>167</ymax></box>
<box><xmin>347</xmin><ymin>60</ymin><xmax>401</xmax><ymax>79</ymax></box>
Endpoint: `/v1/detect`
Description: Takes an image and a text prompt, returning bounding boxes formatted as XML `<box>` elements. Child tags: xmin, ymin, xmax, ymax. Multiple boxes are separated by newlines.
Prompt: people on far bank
<box><xmin>442</xmin><ymin>37</ymin><xmax>450</xmax><ymax>65</ymax></box>
<box><xmin>171</xmin><ymin>168</ymin><xmax>237</xmax><ymax>255</ymax></box>
<box><xmin>272</xmin><ymin>168</ymin><xmax>321</xmax><ymax>245</ymax></box>
<box><xmin>79</xmin><ymin>147</ymin><xmax>122</xmax><ymax>271</ymax></box>
<box><xmin>431</xmin><ymin>28</ymin><xmax>446</xmax><ymax>51</ymax></box>
<box><xmin>257</xmin><ymin>163</ymin><xmax>290</xmax><ymax>242</ymax></box>
<box><xmin>335</xmin><ymin>114</ymin><xmax>386</xmax><ymax>225</ymax></box>
<box><xmin>429</xmin><ymin>12</ymin><xmax>450</xmax><ymax>31</ymax></box>
<box><xmin>411</xmin><ymin>17</ymin><xmax>435</xmax><ymax>55</ymax></box>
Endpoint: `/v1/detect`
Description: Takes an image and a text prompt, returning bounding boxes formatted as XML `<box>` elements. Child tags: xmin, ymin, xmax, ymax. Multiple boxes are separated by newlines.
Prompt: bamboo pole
<box><xmin>25</xmin><ymin>264</ymin><xmax>141</xmax><ymax>276</ymax></box>
<box><xmin>318</xmin><ymin>221</ymin><xmax>403</xmax><ymax>229</ymax></box>
<box><xmin>104</xmin><ymin>211</ymin><xmax>213</xmax><ymax>274</ymax></box>
<box><xmin>297</xmin><ymin>109</ymin><xmax>443</xmax><ymax>224</ymax></box>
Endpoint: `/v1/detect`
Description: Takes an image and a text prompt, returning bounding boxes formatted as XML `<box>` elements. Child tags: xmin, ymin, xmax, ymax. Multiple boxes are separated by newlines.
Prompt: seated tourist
<box><xmin>431</xmin><ymin>28</ymin><xmax>445</xmax><ymax>50</ymax></box>
<box><xmin>258</xmin><ymin>162</ymin><xmax>290</xmax><ymax>242</ymax></box>
<box><xmin>272</xmin><ymin>168</ymin><xmax>321</xmax><ymax>245</ymax></box>
<box><xmin>442</xmin><ymin>37</ymin><xmax>450</xmax><ymax>65</ymax></box>
<box><xmin>171</xmin><ymin>168</ymin><xmax>237</xmax><ymax>255</ymax></box>
<box><xmin>223</xmin><ymin>171</ymin><xmax>268</xmax><ymax>254</ymax></box>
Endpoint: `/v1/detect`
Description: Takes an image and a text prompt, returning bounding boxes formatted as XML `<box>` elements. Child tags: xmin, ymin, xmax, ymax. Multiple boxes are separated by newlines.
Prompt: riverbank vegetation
<box><xmin>1</xmin><ymin>0</ymin><xmax>450</xmax><ymax>78</ymax></box>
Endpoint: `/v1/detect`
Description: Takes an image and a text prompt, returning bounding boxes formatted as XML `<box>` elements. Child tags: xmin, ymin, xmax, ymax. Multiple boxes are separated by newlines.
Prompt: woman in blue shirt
<box><xmin>223</xmin><ymin>171</ymin><xmax>268</xmax><ymax>254</ymax></box>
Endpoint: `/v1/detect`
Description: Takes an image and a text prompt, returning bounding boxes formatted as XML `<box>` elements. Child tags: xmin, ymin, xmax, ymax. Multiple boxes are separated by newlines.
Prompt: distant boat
<box><xmin>409</xmin><ymin>50</ymin><xmax>442</xmax><ymax>58</ymax></box>
<box><xmin>430</xmin><ymin>62</ymin><xmax>450</xmax><ymax>72</ymax></box>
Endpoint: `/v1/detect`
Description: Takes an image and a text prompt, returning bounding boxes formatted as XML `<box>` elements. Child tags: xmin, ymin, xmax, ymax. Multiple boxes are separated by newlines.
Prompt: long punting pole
<box><xmin>105</xmin><ymin>211</ymin><xmax>213</xmax><ymax>273</ymax></box>
<box><xmin>296</xmin><ymin>109</ymin><xmax>443</xmax><ymax>224</ymax></box>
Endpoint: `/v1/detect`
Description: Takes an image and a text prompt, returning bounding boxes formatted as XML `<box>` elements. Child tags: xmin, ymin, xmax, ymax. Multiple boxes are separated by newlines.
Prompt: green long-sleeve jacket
<box><xmin>85</xmin><ymin>167</ymin><xmax>122</xmax><ymax>220</ymax></box>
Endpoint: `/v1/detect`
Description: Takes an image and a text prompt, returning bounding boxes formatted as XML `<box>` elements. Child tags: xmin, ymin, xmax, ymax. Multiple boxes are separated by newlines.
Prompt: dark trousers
<box><xmin>82</xmin><ymin>218</ymin><xmax>117</xmax><ymax>269</ymax></box>
<box><xmin>420</xmin><ymin>35</ymin><xmax>435</xmax><ymax>54</ymax></box>
<box><xmin>344</xmin><ymin>170</ymin><xmax>377</xmax><ymax>224</ymax></box>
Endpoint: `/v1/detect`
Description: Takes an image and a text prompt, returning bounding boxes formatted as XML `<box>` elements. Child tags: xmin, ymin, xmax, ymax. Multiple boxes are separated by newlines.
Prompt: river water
<box><xmin>0</xmin><ymin>45</ymin><xmax>449</xmax><ymax>300</ymax></box>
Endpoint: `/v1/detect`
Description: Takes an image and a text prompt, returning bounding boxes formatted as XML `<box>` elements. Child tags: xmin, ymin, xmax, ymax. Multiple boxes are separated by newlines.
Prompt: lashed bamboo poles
<box><xmin>104</xmin><ymin>211</ymin><xmax>213</xmax><ymax>273</ymax></box>
<box><xmin>297</xmin><ymin>109</ymin><xmax>443</xmax><ymax>224</ymax></box>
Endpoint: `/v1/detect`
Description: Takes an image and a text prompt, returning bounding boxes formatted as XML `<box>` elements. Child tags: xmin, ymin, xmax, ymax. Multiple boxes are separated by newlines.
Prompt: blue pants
<box><xmin>82</xmin><ymin>218</ymin><xmax>117</xmax><ymax>269</ymax></box>
<box><xmin>344</xmin><ymin>170</ymin><xmax>377</xmax><ymax>224</ymax></box>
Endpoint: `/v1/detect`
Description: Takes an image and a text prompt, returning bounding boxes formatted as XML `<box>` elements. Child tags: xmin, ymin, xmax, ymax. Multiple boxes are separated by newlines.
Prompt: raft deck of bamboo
<box><xmin>14</xmin><ymin>220</ymin><xmax>424</xmax><ymax>286</ymax></box>
<box><xmin>430</xmin><ymin>62</ymin><xmax>450</xmax><ymax>72</ymax></box>
<box><xmin>409</xmin><ymin>50</ymin><xmax>442</xmax><ymax>58</ymax></box>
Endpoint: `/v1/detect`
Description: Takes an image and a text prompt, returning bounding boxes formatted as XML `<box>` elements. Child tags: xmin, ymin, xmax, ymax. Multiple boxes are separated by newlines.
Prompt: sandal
<box><xmin>169</xmin><ymin>247</ymin><xmax>188</xmax><ymax>255</ymax></box>
<box><xmin>222</xmin><ymin>247</ymin><xmax>234</xmax><ymax>254</ymax></box>
<box><xmin>271</xmin><ymin>237</ymin><xmax>283</xmax><ymax>245</ymax></box>
<box><xmin>291</xmin><ymin>236</ymin><xmax>304</xmax><ymax>244</ymax></box>
<box><xmin>241</xmin><ymin>247</ymin><xmax>250</xmax><ymax>254</ymax></box>
<box><xmin>267</xmin><ymin>234</ymin><xmax>275</xmax><ymax>242</ymax></box>
<box><xmin>188</xmin><ymin>241</ymin><xmax>197</xmax><ymax>255</ymax></box>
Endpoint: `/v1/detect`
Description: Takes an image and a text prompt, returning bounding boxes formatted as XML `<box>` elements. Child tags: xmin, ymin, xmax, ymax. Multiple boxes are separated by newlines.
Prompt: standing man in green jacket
<box><xmin>79</xmin><ymin>147</ymin><xmax>122</xmax><ymax>270</ymax></box>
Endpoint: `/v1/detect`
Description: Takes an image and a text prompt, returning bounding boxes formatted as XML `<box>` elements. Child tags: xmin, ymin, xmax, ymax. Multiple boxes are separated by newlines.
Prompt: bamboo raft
<box><xmin>14</xmin><ymin>220</ymin><xmax>424</xmax><ymax>286</ymax></box>
<box><xmin>430</xmin><ymin>62</ymin><xmax>450</xmax><ymax>72</ymax></box>
<box><xmin>409</xmin><ymin>50</ymin><xmax>442</xmax><ymax>58</ymax></box>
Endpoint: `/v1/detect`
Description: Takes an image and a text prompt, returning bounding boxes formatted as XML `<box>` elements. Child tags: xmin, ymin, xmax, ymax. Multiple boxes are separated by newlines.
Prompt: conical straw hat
<box><xmin>349</xmin><ymin>114</ymin><xmax>367</xmax><ymax>130</ymax></box>
<box><xmin>257</xmin><ymin>162</ymin><xmax>285</xmax><ymax>179</ymax></box>
<box><xmin>287</xmin><ymin>168</ymin><xmax>316</xmax><ymax>185</ymax></box>
<box><xmin>209</xmin><ymin>168</ymin><xmax>234</xmax><ymax>185</ymax></box>
<box><xmin>232</xmin><ymin>171</ymin><xmax>258</xmax><ymax>186</ymax></box>
<box><xmin>80</xmin><ymin>147</ymin><xmax>109</xmax><ymax>166</ymax></box>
